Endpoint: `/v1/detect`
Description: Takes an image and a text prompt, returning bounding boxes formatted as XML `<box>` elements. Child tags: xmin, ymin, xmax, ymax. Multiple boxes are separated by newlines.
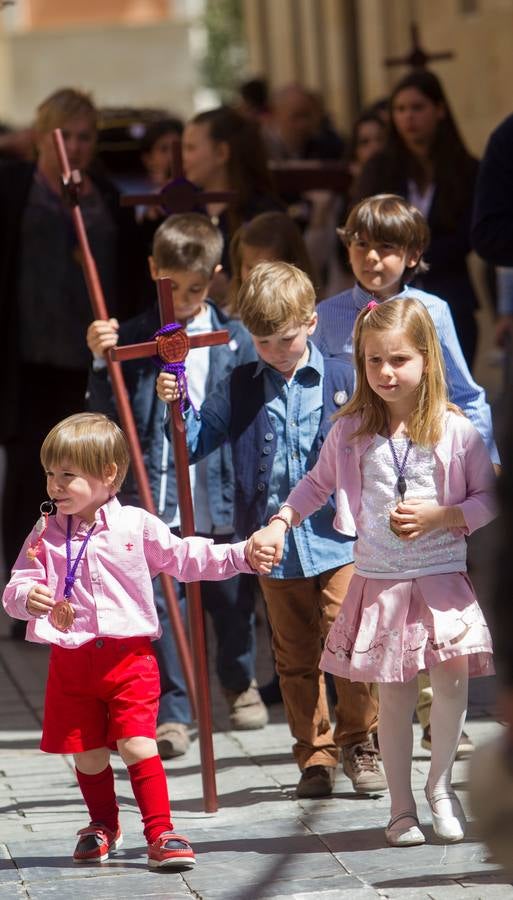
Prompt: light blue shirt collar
<box><xmin>352</xmin><ymin>281</ymin><xmax>409</xmax><ymax>310</ymax></box>
<box><xmin>253</xmin><ymin>340</ymin><xmax>324</xmax><ymax>379</ymax></box>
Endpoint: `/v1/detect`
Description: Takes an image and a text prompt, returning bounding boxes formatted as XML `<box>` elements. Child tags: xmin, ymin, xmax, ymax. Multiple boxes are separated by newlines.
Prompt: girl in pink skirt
<box><xmin>247</xmin><ymin>297</ymin><xmax>496</xmax><ymax>847</ymax></box>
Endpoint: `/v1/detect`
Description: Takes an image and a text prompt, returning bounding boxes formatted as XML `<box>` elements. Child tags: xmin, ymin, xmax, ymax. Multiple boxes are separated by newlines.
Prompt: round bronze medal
<box><xmin>50</xmin><ymin>600</ymin><xmax>75</xmax><ymax>632</ymax></box>
<box><xmin>156</xmin><ymin>328</ymin><xmax>190</xmax><ymax>364</ymax></box>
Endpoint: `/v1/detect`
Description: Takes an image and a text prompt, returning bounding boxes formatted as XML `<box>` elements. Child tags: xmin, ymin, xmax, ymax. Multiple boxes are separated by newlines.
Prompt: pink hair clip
<box><xmin>366</xmin><ymin>300</ymin><xmax>379</xmax><ymax>310</ymax></box>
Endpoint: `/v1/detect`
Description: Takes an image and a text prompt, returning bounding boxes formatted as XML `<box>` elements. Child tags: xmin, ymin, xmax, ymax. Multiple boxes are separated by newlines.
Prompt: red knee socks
<box><xmin>128</xmin><ymin>755</ymin><xmax>173</xmax><ymax>845</ymax></box>
<box><xmin>75</xmin><ymin>765</ymin><xmax>119</xmax><ymax>833</ymax></box>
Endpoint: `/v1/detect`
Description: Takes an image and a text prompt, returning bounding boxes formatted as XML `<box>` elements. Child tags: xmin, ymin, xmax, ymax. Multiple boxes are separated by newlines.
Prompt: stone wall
<box><xmin>0</xmin><ymin>19</ymin><xmax>198</xmax><ymax>125</ymax></box>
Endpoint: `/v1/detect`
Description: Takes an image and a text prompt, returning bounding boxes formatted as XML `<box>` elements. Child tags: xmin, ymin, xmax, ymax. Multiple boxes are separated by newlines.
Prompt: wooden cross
<box><xmin>111</xmin><ymin>279</ymin><xmax>229</xmax><ymax>813</ymax></box>
<box><xmin>121</xmin><ymin>137</ymin><xmax>236</xmax><ymax>215</ymax></box>
<box><xmin>121</xmin><ymin>136</ymin><xmax>351</xmax><ymax>210</ymax></box>
<box><xmin>269</xmin><ymin>160</ymin><xmax>351</xmax><ymax>195</ymax></box>
<box><xmin>51</xmin><ymin>128</ymin><xmax>197</xmax><ymax>780</ymax></box>
<box><xmin>385</xmin><ymin>23</ymin><xmax>454</xmax><ymax>69</ymax></box>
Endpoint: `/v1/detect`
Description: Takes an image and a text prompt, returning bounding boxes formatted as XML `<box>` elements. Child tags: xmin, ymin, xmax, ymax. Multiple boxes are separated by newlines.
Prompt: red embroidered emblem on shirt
<box><xmin>125</xmin><ymin>542</ymin><xmax>134</xmax><ymax>551</ymax></box>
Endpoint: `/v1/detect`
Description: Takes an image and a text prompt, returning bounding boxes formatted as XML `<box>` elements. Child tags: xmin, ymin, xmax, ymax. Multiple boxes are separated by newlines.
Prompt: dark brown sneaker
<box><xmin>342</xmin><ymin>738</ymin><xmax>387</xmax><ymax>794</ymax></box>
<box><xmin>296</xmin><ymin>765</ymin><xmax>336</xmax><ymax>798</ymax></box>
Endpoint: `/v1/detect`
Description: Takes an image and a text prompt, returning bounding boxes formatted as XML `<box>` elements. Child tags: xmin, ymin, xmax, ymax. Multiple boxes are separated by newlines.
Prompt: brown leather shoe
<box><xmin>156</xmin><ymin>723</ymin><xmax>190</xmax><ymax>760</ymax></box>
<box><xmin>296</xmin><ymin>765</ymin><xmax>336</xmax><ymax>798</ymax></box>
<box><xmin>223</xmin><ymin>680</ymin><xmax>269</xmax><ymax>730</ymax></box>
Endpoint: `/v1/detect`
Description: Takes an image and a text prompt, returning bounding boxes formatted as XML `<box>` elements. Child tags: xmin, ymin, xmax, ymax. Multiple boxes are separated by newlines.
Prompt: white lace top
<box><xmin>355</xmin><ymin>434</ymin><xmax>467</xmax><ymax>578</ymax></box>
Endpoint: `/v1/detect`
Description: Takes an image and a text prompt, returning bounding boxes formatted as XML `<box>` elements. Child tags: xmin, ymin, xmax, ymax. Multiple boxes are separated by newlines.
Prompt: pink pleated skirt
<box><xmin>320</xmin><ymin>572</ymin><xmax>494</xmax><ymax>683</ymax></box>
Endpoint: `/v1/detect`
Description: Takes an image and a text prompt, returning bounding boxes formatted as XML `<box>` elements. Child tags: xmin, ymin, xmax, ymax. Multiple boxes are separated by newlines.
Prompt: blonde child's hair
<box><xmin>35</xmin><ymin>88</ymin><xmax>97</xmax><ymax>135</ymax></box>
<box><xmin>335</xmin><ymin>297</ymin><xmax>460</xmax><ymax>446</ymax></box>
<box><xmin>228</xmin><ymin>212</ymin><xmax>316</xmax><ymax>314</ymax></box>
<box><xmin>40</xmin><ymin>413</ymin><xmax>130</xmax><ymax>493</ymax></box>
<box><xmin>338</xmin><ymin>194</ymin><xmax>430</xmax><ymax>282</ymax></box>
<box><xmin>237</xmin><ymin>261</ymin><xmax>315</xmax><ymax>336</ymax></box>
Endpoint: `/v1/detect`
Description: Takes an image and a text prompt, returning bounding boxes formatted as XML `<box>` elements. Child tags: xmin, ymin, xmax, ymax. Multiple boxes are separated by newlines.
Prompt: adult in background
<box><xmin>0</xmin><ymin>87</ymin><xmax>142</xmax><ymax>583</ymax></box>
<box><xmin>182</xmin><ymin>105</ymin><xmax>282</xmax><ymax>302</ymax></box>
<box><xmin>355</xmin><ymin>70</ymin><xmax>479</xmax><ymax>368</ymax></box>
<box><xmin>472</xmin><ymin>111</ymin><xmax>513</xmax><ymax>359</ymax></box>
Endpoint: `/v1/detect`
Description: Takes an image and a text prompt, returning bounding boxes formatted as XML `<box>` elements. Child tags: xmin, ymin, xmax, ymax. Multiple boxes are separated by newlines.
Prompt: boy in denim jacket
<box><xmin>157</xmin><ymin>261</ymin><xmax>386</xmax><ymax>796</ymax></box>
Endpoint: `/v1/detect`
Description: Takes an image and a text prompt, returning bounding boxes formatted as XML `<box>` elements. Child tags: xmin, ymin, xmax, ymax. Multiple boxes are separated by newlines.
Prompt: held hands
<box><xmin>389</xmin><ymin>498</ymin><xmax>447</xmax><ymax>540</ymax></box>
<box><xmin>245</xmin><ymin>521</ymin><xmax>288</xmax><ymax>572</ymax></box>
<box><xmin>86</xmin><ymin>318</ymin><xmax>119</xmax><ymax>357</ymax></box>
<box><xmin>26</xmin><ymin>584</ymin><xmax>54</xmax><ymax>617</ymax></box>
<box><xmin>244</xmin><ymin>541</ymin><xmax>276</xmax><ymax>575</ymax></box>
<box><xmin>156</xmin><ymin>372</ymin><xmax>180</xmax><ymax>404</ymax></box>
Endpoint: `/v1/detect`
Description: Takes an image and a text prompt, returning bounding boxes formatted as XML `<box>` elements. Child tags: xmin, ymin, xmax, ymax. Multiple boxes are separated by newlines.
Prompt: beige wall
<box><xmin>357</xmin><ymin>0</ymin><xmax>513</xmax><ymax>155</ymax></box>
<box><xmin>0</xmin><ymin>20</ymin><xmax>198</xmax><ymax>125</ymax></box>
<box><xmin>243</xmin><ymin>0</ymin><xmax>360</xmax><ymax>131</ymax></box>
<box><xmin>244</xmin><ymin>0</ymin><xmax>513</xmax><ymax>154</ymax></box>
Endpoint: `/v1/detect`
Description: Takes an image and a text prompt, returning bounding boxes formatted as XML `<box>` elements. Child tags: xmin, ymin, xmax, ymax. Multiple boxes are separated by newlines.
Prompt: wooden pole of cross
<box><xmin>51</xmin><ymin>127</ymin><xmax>197</xmax><ymax>719</ymax></box>
<box><xmin>111</xmin><ymin>279</ymin><xmax>229</xmax><ymax>813</ymax></box>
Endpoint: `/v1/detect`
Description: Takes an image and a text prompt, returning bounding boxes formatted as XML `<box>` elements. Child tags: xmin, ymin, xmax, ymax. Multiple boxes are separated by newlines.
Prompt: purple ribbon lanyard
<box><xmin>64</xmin><ymin>516</ymin><xmax>96</xmax><ymax>600</ymax></box>
<box><xmin>152</xmin><ymin>323</ymin><xmax>196</xmax><ymax>416</ymax></box>
<box><xmin>387</xmin><ymin>435</ymin><xmax>413</xmax><ymax>502</ymax></box>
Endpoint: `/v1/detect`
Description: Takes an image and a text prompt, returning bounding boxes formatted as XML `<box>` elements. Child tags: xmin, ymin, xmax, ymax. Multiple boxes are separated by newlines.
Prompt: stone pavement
<box><xmin>1</xmin><ymin>604</ymin><xmax>512</xmax><ymax>900</ymax></box>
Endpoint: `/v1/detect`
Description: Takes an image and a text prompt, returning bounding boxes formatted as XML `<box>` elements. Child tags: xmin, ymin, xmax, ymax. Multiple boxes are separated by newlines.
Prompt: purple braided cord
<box><xmin>152</xmin><ymin>323</ymin><xmax>196</xmax><ymax>415</ymax></box>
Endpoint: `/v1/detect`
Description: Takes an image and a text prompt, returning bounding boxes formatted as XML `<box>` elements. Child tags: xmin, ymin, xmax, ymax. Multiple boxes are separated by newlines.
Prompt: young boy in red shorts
<box><xmin>2</xmin><ymin>412</ymin><xmax>272</xmax><ymax>869</ymax></box>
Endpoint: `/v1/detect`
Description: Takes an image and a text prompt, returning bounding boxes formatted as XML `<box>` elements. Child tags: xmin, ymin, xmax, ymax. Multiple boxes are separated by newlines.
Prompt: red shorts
<box><xmin>41</xmin><ymin>636</ymin><xmax>160</xmax><ymax>754</ymax></box>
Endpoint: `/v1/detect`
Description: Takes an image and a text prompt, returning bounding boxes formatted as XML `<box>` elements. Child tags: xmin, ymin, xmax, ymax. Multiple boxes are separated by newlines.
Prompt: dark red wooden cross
<box><xmin>121</xmin><ymin>137</ymin><xmax>236</xmax><ymax>214</ymax></box>
<box><xmin>111</xmin><ymin>279</ymin><xmax>229</xmax><ymax>813</ymax></box>
<box><xmin>51</xmin><ymin>128</ymin><xmax>197</xmax><ymax>725</ymax></box>
<box><xmin>385</xmin><ymin>23</ymin><xmax>454</xmax><ymax>69</ymax></box>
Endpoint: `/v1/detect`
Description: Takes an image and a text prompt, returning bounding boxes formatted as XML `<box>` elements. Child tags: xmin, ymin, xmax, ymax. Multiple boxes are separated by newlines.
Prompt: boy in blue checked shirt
<box><xmin>313</xmin><ymin>193</ymin><xmax>499</xmax><ymax>756</ymax></box>
<box><xmin>157</xmin><ymin>261</ymin><xmax>387</xmax><ymax>798</ymax></box>
<box><xmin>315</xmin><ymin>194</ymin><xmax>498</xmax><ymax>465</ymax></box>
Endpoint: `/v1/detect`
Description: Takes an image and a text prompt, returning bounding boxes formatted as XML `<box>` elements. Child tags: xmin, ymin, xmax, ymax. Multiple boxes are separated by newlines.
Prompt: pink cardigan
<box><xmin>286</xmin><ymin>411</ymin><xmax>497</xmax><ymax>538</ymax></box>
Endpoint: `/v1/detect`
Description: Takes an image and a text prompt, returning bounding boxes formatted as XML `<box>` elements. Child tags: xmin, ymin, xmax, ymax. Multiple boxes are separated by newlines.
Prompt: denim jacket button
<box><xmin>256</xmin><ymin>483</ymin><xmax>266</xmax><ymax>491</ymax></box>
<box><xmin>258</xmin><ymin>464</ymin><xmax>267</xmax><ymax>472</ymax></box>
<box><xmin>262</xmin><ymin>446</ymin><xmax>272</xmax><ymax>455</ymax></box>
<box><xmin>264</xmin><ymin>432</ymin><xmax>274</xmax><ymax>441</ymax></box>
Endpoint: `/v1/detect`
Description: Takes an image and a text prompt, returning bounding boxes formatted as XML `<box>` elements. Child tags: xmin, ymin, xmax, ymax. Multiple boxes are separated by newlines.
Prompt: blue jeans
<box><xmin>153</xmin><ymin>534</ymin><xmax>257</xmax><ymax>725</ymax></box>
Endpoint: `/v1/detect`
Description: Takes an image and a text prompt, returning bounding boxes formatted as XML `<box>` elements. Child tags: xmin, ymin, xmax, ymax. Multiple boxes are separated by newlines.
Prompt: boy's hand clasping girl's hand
<box><xmin>389</xmin><ymin>497</ymin><xmax>465</xmax><ymax>540</ymax></box>
<box><xmin>246</xmin><ymin>520</ymin><xmax>288</xmax><ymax>571</ymax></box>
<box><xmin>156</xmin><ymin>372</ymin><xmax>180</xmax><ymax>404</ymax></box>
<box><xmin>245</xmin><ymin>541</ymin><xmax>276</xmax><ymax>575</ymax></box>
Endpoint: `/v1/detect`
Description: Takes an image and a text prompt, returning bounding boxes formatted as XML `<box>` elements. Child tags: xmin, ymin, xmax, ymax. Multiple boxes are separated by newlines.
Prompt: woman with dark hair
<box><xmin>182</xmin><ymin>106</ymin><xmax>282</xmax><ymax>293</ymax></box>
<box><xmin>346</xmin><ymin>111</ymin><xmax>387</xmax><ymax>185</ymax></box>
<box><xmin>355</xmin><ymin>70</ymin><xmax>479</xmax><ymax>367</ymax></box>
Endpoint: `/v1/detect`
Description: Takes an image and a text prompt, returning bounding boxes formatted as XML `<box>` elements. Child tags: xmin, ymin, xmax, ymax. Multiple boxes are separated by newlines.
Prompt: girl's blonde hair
<box><xmin>335</xmin><ymin>297</ymin><xmax>459</xmax><ymax>446</ymax></box>
<box><xmin>228</xmin><ymin>212</ymin><xmax>317</xmax><ymax>315</ymax></box>
<box><xmin>40</xmin><ymin>413</ymin><xmax>130</xmax><ymax>492</ymax></box>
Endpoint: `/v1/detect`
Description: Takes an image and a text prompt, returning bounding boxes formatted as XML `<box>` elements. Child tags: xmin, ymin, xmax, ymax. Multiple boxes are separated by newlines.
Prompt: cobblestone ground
<box><xmin>1</xmin><ymin>589</ymin><xmax>512</xmax><ymax>900</ymax></box>
<box><xmin>1</xmin><ymin>296</ymin><xmax>511</xmax><ymax>899</ymax></box>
